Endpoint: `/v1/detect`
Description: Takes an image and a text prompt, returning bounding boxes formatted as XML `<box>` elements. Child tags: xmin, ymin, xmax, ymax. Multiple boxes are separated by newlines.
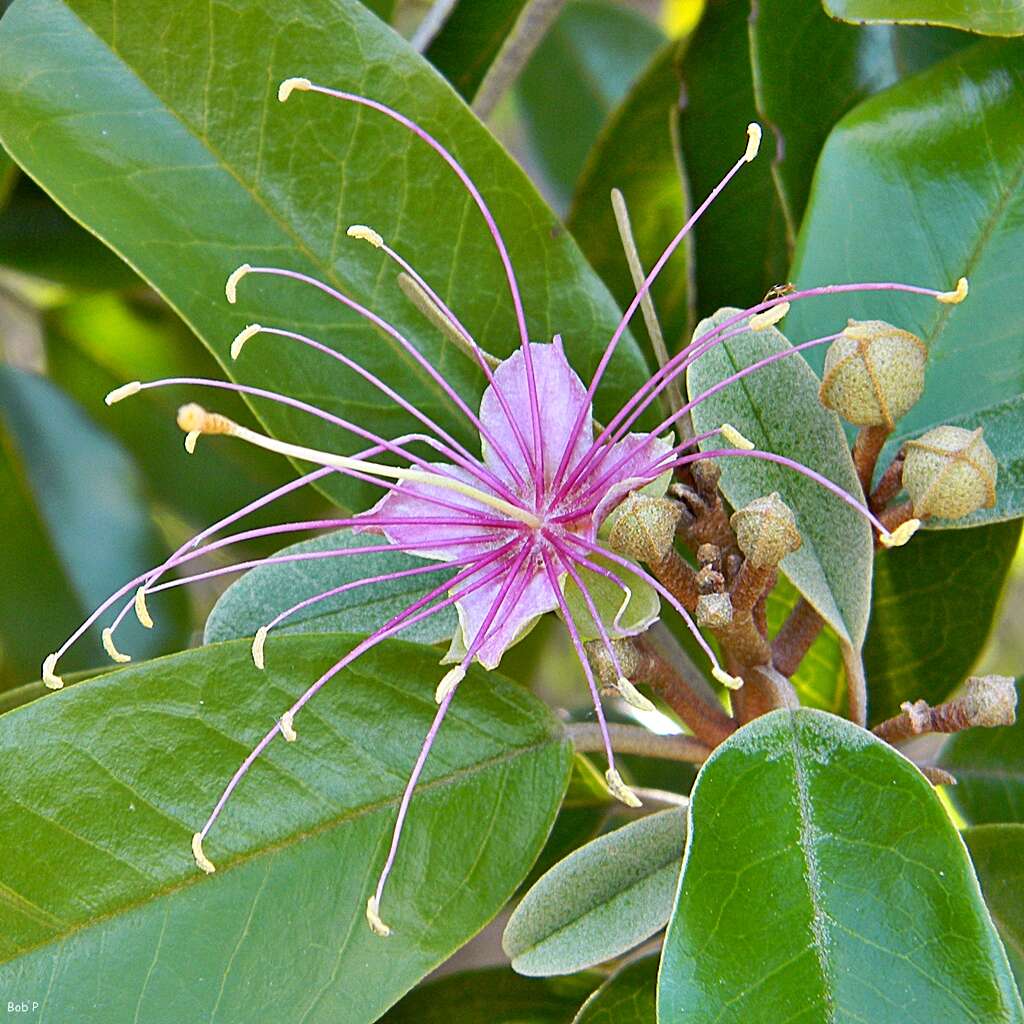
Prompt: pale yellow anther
<box><xmin>134</xmin><ymin>586</ymin><xmax>154</xmax><ymax>629</ymax></box>
<box><xmin>278</xmin><ymin>77</ymin><xmax>312</xmax><ymax>103</ymax></box>
<box><xmin>880</xmin><ymin>518</ymin><xmax>921</xmax><ymax>548</ymax></box>
<box><xmin>184</xmin><ymin>430</ymin><xmax>201</xmax><ymax>455</ymax></box>
<box><xmin>192</xmin><ymin>832</ymin><xmax>216</xmax><ymax>874</ymax></box>
<box><xmin>252</xmin><ymin>625</ymin><xmax>269</xmax><ymax>670</ymax></box>
<box><xmin>105</xmin><ymin>381</ymin><xmax>141</xmax><ymax>406</ymax></box>
<box><xmin>347</xmin><ymin>224</ymin><xmax>384</xmax><ymax>248</ymax></box>
<box><xmin>749</xmin><ymin>303</ymin><xmax>789</xmax><ymax>331</ymax></box>
<box><xmin>42</xmin><ymin>653</ymin><xmax>64</xmax><ymax>690</ymax></box>
<box><xmin>366</xmin><ymin>895</ymin><xmax>391</xmax><ymax>937</ymax></box>
<box><xmin>713</xmin><ymin>666</ymin><xmax>744</xmax><ymax>690</ymax></box>
<box><xmin>720</xmin><ymin>424</ymin><xmax>755</xmax><ymax>451</ymax></box>
<box><xmin>231</xmin><ymin>324</ymin><xmax>263</xmax><ymax>360</ymax></box>
<box><xmin>280</xmin><ymin>710</ymin><xmax>297</xmax><ymax>742</ymax></box>
<box><xmin>616</xmin><ymin>676</ymin><xmax>656</xmax><ymax>714</ymax></box>
<box><xmin>745</xmin><ymin>123</ymin><xmax>762</xmax><ymax>163</ymax></box>
<box><xmin>225</xmin><ymin>264</ymin><xmax>252</xmax><ymax>304</ymax></box>
<box><xmin>102</xmin><ymin>628</ymin><xmax>131</xmax><ymax>664</ymax></box>
<box><xmin>605</xmin><ymin>768</ymin><xmax>642</xmax><ymax>808</ymax></box>
<box><xmin>435</xmin><ymin>665</ymin><xmax>465</xmax><ymax>704</ymax></box>
<box><xmin>937</xmin><ymin>277</ymin><xmax>969</xmax><ymax>305</ymax></box>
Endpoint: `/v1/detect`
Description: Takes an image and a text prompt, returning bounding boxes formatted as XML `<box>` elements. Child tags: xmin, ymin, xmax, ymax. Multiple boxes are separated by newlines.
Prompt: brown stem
<box><xmin>870</xmin><ymin>448</ymin><xmax>906</xmax><ymax>513</ymax></box>
<box><xmin>772</xmin><ymin>598</ymin><xmax>824</xmax><ymax>676</ymax></box>
<box><xmin>731</xmin><ymin>562</ymin><xmax>776</xmax><ymax>613</ymax></box>
<box><xmin>565</xmin><ymin>722</ymin><xmax>711</xmax><ymax>764</ymax></box>
<box><xmin>853</xmin><ymin>425</ymin><xmax>891</xmax><ymax>496</ymax></box>
<box><xmin>734</xmin><ymin>665</ymin><xmax>799</xmax><ymax>724</ymax></box>
<box><xmin>651</xmin><ymin>548</ymin><xmax>700</xmax><ymax>611</ymax></box>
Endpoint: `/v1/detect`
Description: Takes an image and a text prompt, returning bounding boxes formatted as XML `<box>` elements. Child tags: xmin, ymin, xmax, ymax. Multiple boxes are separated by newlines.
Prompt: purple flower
<box><xmin>42</xmin><ymin>76</ymin><xmax>967</xmax><ymax>937</ymax></box>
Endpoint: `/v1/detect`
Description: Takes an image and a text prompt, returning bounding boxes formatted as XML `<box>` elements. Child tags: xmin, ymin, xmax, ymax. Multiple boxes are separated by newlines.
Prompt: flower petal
<box><xmin>480</xmin><ymin>338</ymin><xmax>593</xmax><ymax>492</ymax></box>
<box><xmin>587</xmin><ymin>432</ymin><xmax>674</xmax><ymax>532</ymax></box>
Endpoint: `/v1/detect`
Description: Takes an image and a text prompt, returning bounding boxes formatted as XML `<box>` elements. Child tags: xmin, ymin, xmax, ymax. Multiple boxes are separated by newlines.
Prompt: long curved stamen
<box><xmin>227</xmin><ymin>264</ymin><xmax>532</xmax><ymax>491</ymax></box>
<box><xmin>233</xmin><ymin>323</ymin><xmax>522</xmax><ymax>499</ymax></box>
<box><xmin>550</xmin><ymin>123</ymin><xmax>764</xmax><ymax>497</ymax></box>
<box><xmin>174</xmin><ymin>403</ymin><xmax>541</xmax><ymax>526</ymax></box>
<box><xmin>345</xmin><ymin>225</ymin><xmax>538</xmax><ymax>483</ymax></box>
<box><xmin>368</xmin><ymin>541</ymin><xmax>533</xmax><ymax>935</ymax></box>
<box><xmin>277</xmin><ymin>79</ymin><xmax>547</xmax><ymax>498</ymax></box>
<box><xmin>194</xmin><ymin>543</ymin><xmax>518</xmax><ymax>873</ymax></box>
<box><xmin>539</xmin><ymin>550</ymin><xmax>641</xmax><ymax>808</ymax></box>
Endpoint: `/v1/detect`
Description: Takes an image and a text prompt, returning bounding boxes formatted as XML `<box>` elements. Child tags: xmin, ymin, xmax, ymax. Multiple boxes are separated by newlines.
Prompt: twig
<box><xmin>410</xmin><ymin>0</ymin><xmax>459</xmax><ymax>51</ymax></box>
<box><xmin>870</xmin><ymin>448</ymin><xmax>906</xmax><ymax>513</ymax></box>
<box><xmin>772</xmin><ymin>598</ymin><xmax>824</xmax><ymax>676</ymax></box>
<box><xmin>852</xmin><ymin>425</ymin><xmax>890</xmax><ymax>496</ymax></box>
<box><xmin>565</xmin><ymin>722</ymin><xmax>711</xmax><ymax>763</ymax></box>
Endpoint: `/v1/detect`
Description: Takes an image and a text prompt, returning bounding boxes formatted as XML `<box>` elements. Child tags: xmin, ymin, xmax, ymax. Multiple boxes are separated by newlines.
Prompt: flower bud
<box><xmin>902</xmin><ymin>426</ymin><xmax>997</xmax><ymax>520</ymax></box>
<box><xmin>607</xmin><ymin>493</ymin><xmax>681</xmax><ymax>564</ymax></box>
<box><xmin>696</xmin><ymin>593</ymin><xmax>733</xmax><ymax>629</ymax></box>
<box><xmin>818</xmin><ymin>320</ymin><xmax>927</xmax><ymax>429</ymax></box>
<box><xmin>730</xmin><ymin>493</ymin><xmax>801</xmax><ymax>568</ymax></box>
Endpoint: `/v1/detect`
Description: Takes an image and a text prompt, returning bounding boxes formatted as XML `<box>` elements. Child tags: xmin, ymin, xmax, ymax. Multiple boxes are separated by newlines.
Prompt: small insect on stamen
<box><xmin>434</xmin><ymin>665</ymin><xmax>465</xmax><ymax>704</ymax></box>
<box><xmin>749</xmin><ymin>303</ymin><xmax>790</xmax><ymax>331</ymax></box>
<box><xmin>105</xmin><ymin>381</ymin><xmax>142</xmax><ymax>406</ymax></box>
<box><xmin>280</xmin><ymin>710</ymin><xmax>297</xmax><ymax>742</ymax></box>
<box><xmin>745</xmin><ymin>122</ymin><xmax>763</xmax><ymax>163</ymax></box>
<box><xmin>134</xmin><ymin>586</ymin><xmax>154</xmax><ymax>629</ymax></box>
<box><xmin>42</xmin><ymin>653</ymin><xmax>64</xmax><ymax>690</ymax></box>
<box><xmin>720</xmin><ymin>424</ymin><xmax>755</xmax><ymax>451</ymax></box>
<box><xmin>366</xmin><ymin>895</ymin><xmax>391</xmax><ymax>937</ymax></box>
<box><xmin>277</xmin><ymin>77</ymin><xmax>312</xmax><ymax>103</ymax></box>
<box><xmin>101</xmin><ymin>628</ymin><xmax>131</xmax><ymax>664</ymax></box>
<box><xmin>937</xmin><ymin>277</ymin><xmax>969</xmax><ymax>305</ymax></box>
<box><xmin>252</xmin><ymin>625</ymin><xmax>269</xmax><ymax>670</ymax></box>
<box><xmin>880</xmin><ymin>518</ymin><xmax>922</xmax><ymax>548</ymax></box>
<box><xmin>347</xmin><ymin>224</ymin><xmax>384</xmax><ymax>249</ymax></box>
<box><xmin>231</xmin><ymin>324</ymin><xmax>263</xmax><ymax>360</ymax></box>
<box><xmin>712</xmin><ymin>666</ymin><xmax>745</xmax><ymax>690</ymax></box>
<box><xmin>616</xmin><ymin>676</ymin><xmax>656</xmax><ymax>714</ymax></box>
<box><xmin>225</xmin><ymin>264</ymin><xmax>252</xmax><ymax>304</ymax></box>
<box><xmin>192</xmin><ymin>832</ymin><xmax>216</xmax><ymax>874</ymax></box>
<box><xmin>605</xmin><ymin>768</ymin><xmax>642</xmax><ymax>808</ymax></box>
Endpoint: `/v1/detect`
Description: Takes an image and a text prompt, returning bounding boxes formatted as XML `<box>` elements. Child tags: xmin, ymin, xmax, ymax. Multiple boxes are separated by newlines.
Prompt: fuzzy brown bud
<box><xmin>696</xmin><ymin>592</ymin><xmax>733</xmax><ymax>628</ymax></box>
<box><xmin>607</xmin><ymin>493</ymin><xmax>681</xmax><ymax>564</ymax></box>
<box><xmin>902</xmin><ymin>426</ymin><xmax>997</xmax><ymax>520</ymax></box>
<box><xmin>819</xmin><ymin>320</ymin><xmax>927</xmax><ymax>429</ymax></box>
<box><xmin>730</xmin><ymin>493</ymin><xmax>802</xmax><ymax>568</ymax></box>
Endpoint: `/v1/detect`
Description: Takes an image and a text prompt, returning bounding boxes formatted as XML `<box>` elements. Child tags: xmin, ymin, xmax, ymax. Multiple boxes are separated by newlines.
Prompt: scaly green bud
<box><xmin>730</xmin><ymin>493</ymin><xmax>802</xmax><ymax>568</ymax></box>
<box><xmin>902</xmin><ymin>426</ymin><xmax>997</xmax><ymax>519</ymax></box>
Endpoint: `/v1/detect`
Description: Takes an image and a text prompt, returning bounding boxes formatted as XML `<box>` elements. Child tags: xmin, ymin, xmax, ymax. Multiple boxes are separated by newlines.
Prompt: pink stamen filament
<box><xmin>295</xmin><ymin>82</ymin><xmax>546</xmax><ymax>501</ymax></box>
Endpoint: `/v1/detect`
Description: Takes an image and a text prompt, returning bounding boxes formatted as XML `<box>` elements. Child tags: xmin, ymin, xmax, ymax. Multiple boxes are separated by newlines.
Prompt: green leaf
<box><xmin>381</xmin><ymin>966</ymin><xmax>600</xmax><ymax>1024</ymax></box>
<box><xmin>864</xmin><ymin>520</ymin><xmax>1022</xmax><ymax>724</ymax></box>
<box><xmin>204</xmin><ymin>528</ymin><xmax>457</xmax><ymax>647</ymax></box>
<box><xmin>503</xmin><ymin>807</ymin><xmax>685</xmax><ymax>976</ymax></box>
<box><xmin>687</xmin><ymin>308</ymin><xmax>873</xmax><ymax>649</ymax></box>
<box><xmin>824</xmin><ymin>0</ymin><xmax>1024</xmax><ymax>37</ymax></box>
<box><xmin>563</xmin><ymin>553</ymin><xmax>661</xmax><ymax>644</ymax></box>
<box><xmin>516</xmin><ymin>1</ymin><xmax>664</xmax><ymax>209</ymax></box>
<box><xmin>964</xmin><ymin>824</ymin><xmax>1024</xmax><ymax>990</ymax></box>
<box><xmin>574</xmin><ymin>955</ymin><xmax>658</xmax><ymax>1024</ymax></box>
<box><xmin>939</xmin><ymin>696</ymin><xmax>1024</xmax><ymax>824</ymax></box>
<box><xmin>787</xmin><ymin>39</ymin><xmax>1024</xmax><ymax>524</ymax></box>
<box><xmin>0</xmin><ymin>0</ymin><xmax>652</xmax><ymax>514</ymax></box>
<box><xmin>0</xmin><ymin>365</ymin><xmax>186</xmax><ymax>688</ymax></box>
<box><xmin>426</xmin><ymin>0</ymin><xmax>529</xmax><ymax>102</ymax></box>
<box><xmin>0</xmin><ymin>635</ymin><xmax>571</xmax><ymax>1023</ymax></box>
<box><xmin>659</xmin><ymin>709</ymin><xmax>1024</xmax><ymax>1023</ymax></box>
<box><xmin>44</xmin><ymin>292</ymin><xmax>327</xmax><ymax>537</ymax></box>
<box><xmin>567</xmin><ymin>40</ymin><xmax>693</xmax><ymax>353</ymax></box>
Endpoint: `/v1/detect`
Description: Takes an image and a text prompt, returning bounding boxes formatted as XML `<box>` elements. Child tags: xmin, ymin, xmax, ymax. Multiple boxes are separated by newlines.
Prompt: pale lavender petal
<box><xmin>480</xmin><ymin>338</ymin><xmax>593</xmax><ymax>492</ymax></box>
<box><xmin>584</xmin><ymin>432</ymin><xmax>674</xmax><ymax>531</ymax></box>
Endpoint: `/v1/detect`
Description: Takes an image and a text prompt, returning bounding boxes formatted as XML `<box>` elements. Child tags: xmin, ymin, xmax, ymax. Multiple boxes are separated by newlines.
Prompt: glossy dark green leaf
<box><xmin>939</xmin><ymin>696</ymin><xmax>1024</xmax><ymax>824</ymax></box>
<box><xmin>44</xmin><ymin>292</ymin><xmax>326</xmax><ymax>537</ymax></box>
<box><xmin>964</xmin><ymin>824</ymin><xmax>1024</xmax><ymax>989</ymax></box>
<box><xmin>0</xmin><ymin>635</ymin><xmax>571</xmax><ymax>1023</ymax></box>
<box><xmin>567</xmin><ymin>41</ymin><xmax>693</xmax><ymax>353</ymax></box>
<box><xmin>382</xmin><ymin>967</ymin><xmax>599</xmax><ymax>1024</ymax></box>
<box><xmin>504</xmin><ymin>807</ymin><xmax>685</xmax><ymax>976</ymax></box>
<box><xmin>574</xmin><ymin>955</ymin><xmax>658</xmax><ymax>1024</ymax></box>
<box><xmin>787</xmin><ymin>39</ymin><xmax>1024</xmax><ymax>524</ymax></box>
<box><xmin>204</xmin><ymin>528</ymin><xmax>457</xmax><ymax>646</ymax></box>
<box><xmin>824</xmin><ymin>0</ymin><xmax>1024</xmax><ymax>36</ymax></box>
<box><xmin>659</xmin><ymin>709</ymin><xmax>1024</xmax><ymax>1023</ymax></box>
<box><xmin>865</xmin><ymin>520</ymin><xmax>1021</xmax><ymax>724</ymax></box>
<box><xmin>687</xmin><ymin>308</ymin><xmax>873</xmax><ymax>649</ymax></box>
<box><xmin>0</xmin><ymin>0</ymin><xmax>652</xmax><ymax>515</ymax></box>
<box><xmin>516</xmin><ymin>2</ymin><xmax>664</xmax><ymax>208</ymax></box>
<box><xmin>426</xmin><ymin>0</ymin><xmax>529</xmax><ymax>101</ymax></box>
<box><xmin>0</xmin><ymin>365</ymin><xmax>186</xmax><ymax>688</ymax></box>
<box><xmin>0</xmin><ymin>146</ymin><xmax>15</xmax><ymax>207</ymax></box>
